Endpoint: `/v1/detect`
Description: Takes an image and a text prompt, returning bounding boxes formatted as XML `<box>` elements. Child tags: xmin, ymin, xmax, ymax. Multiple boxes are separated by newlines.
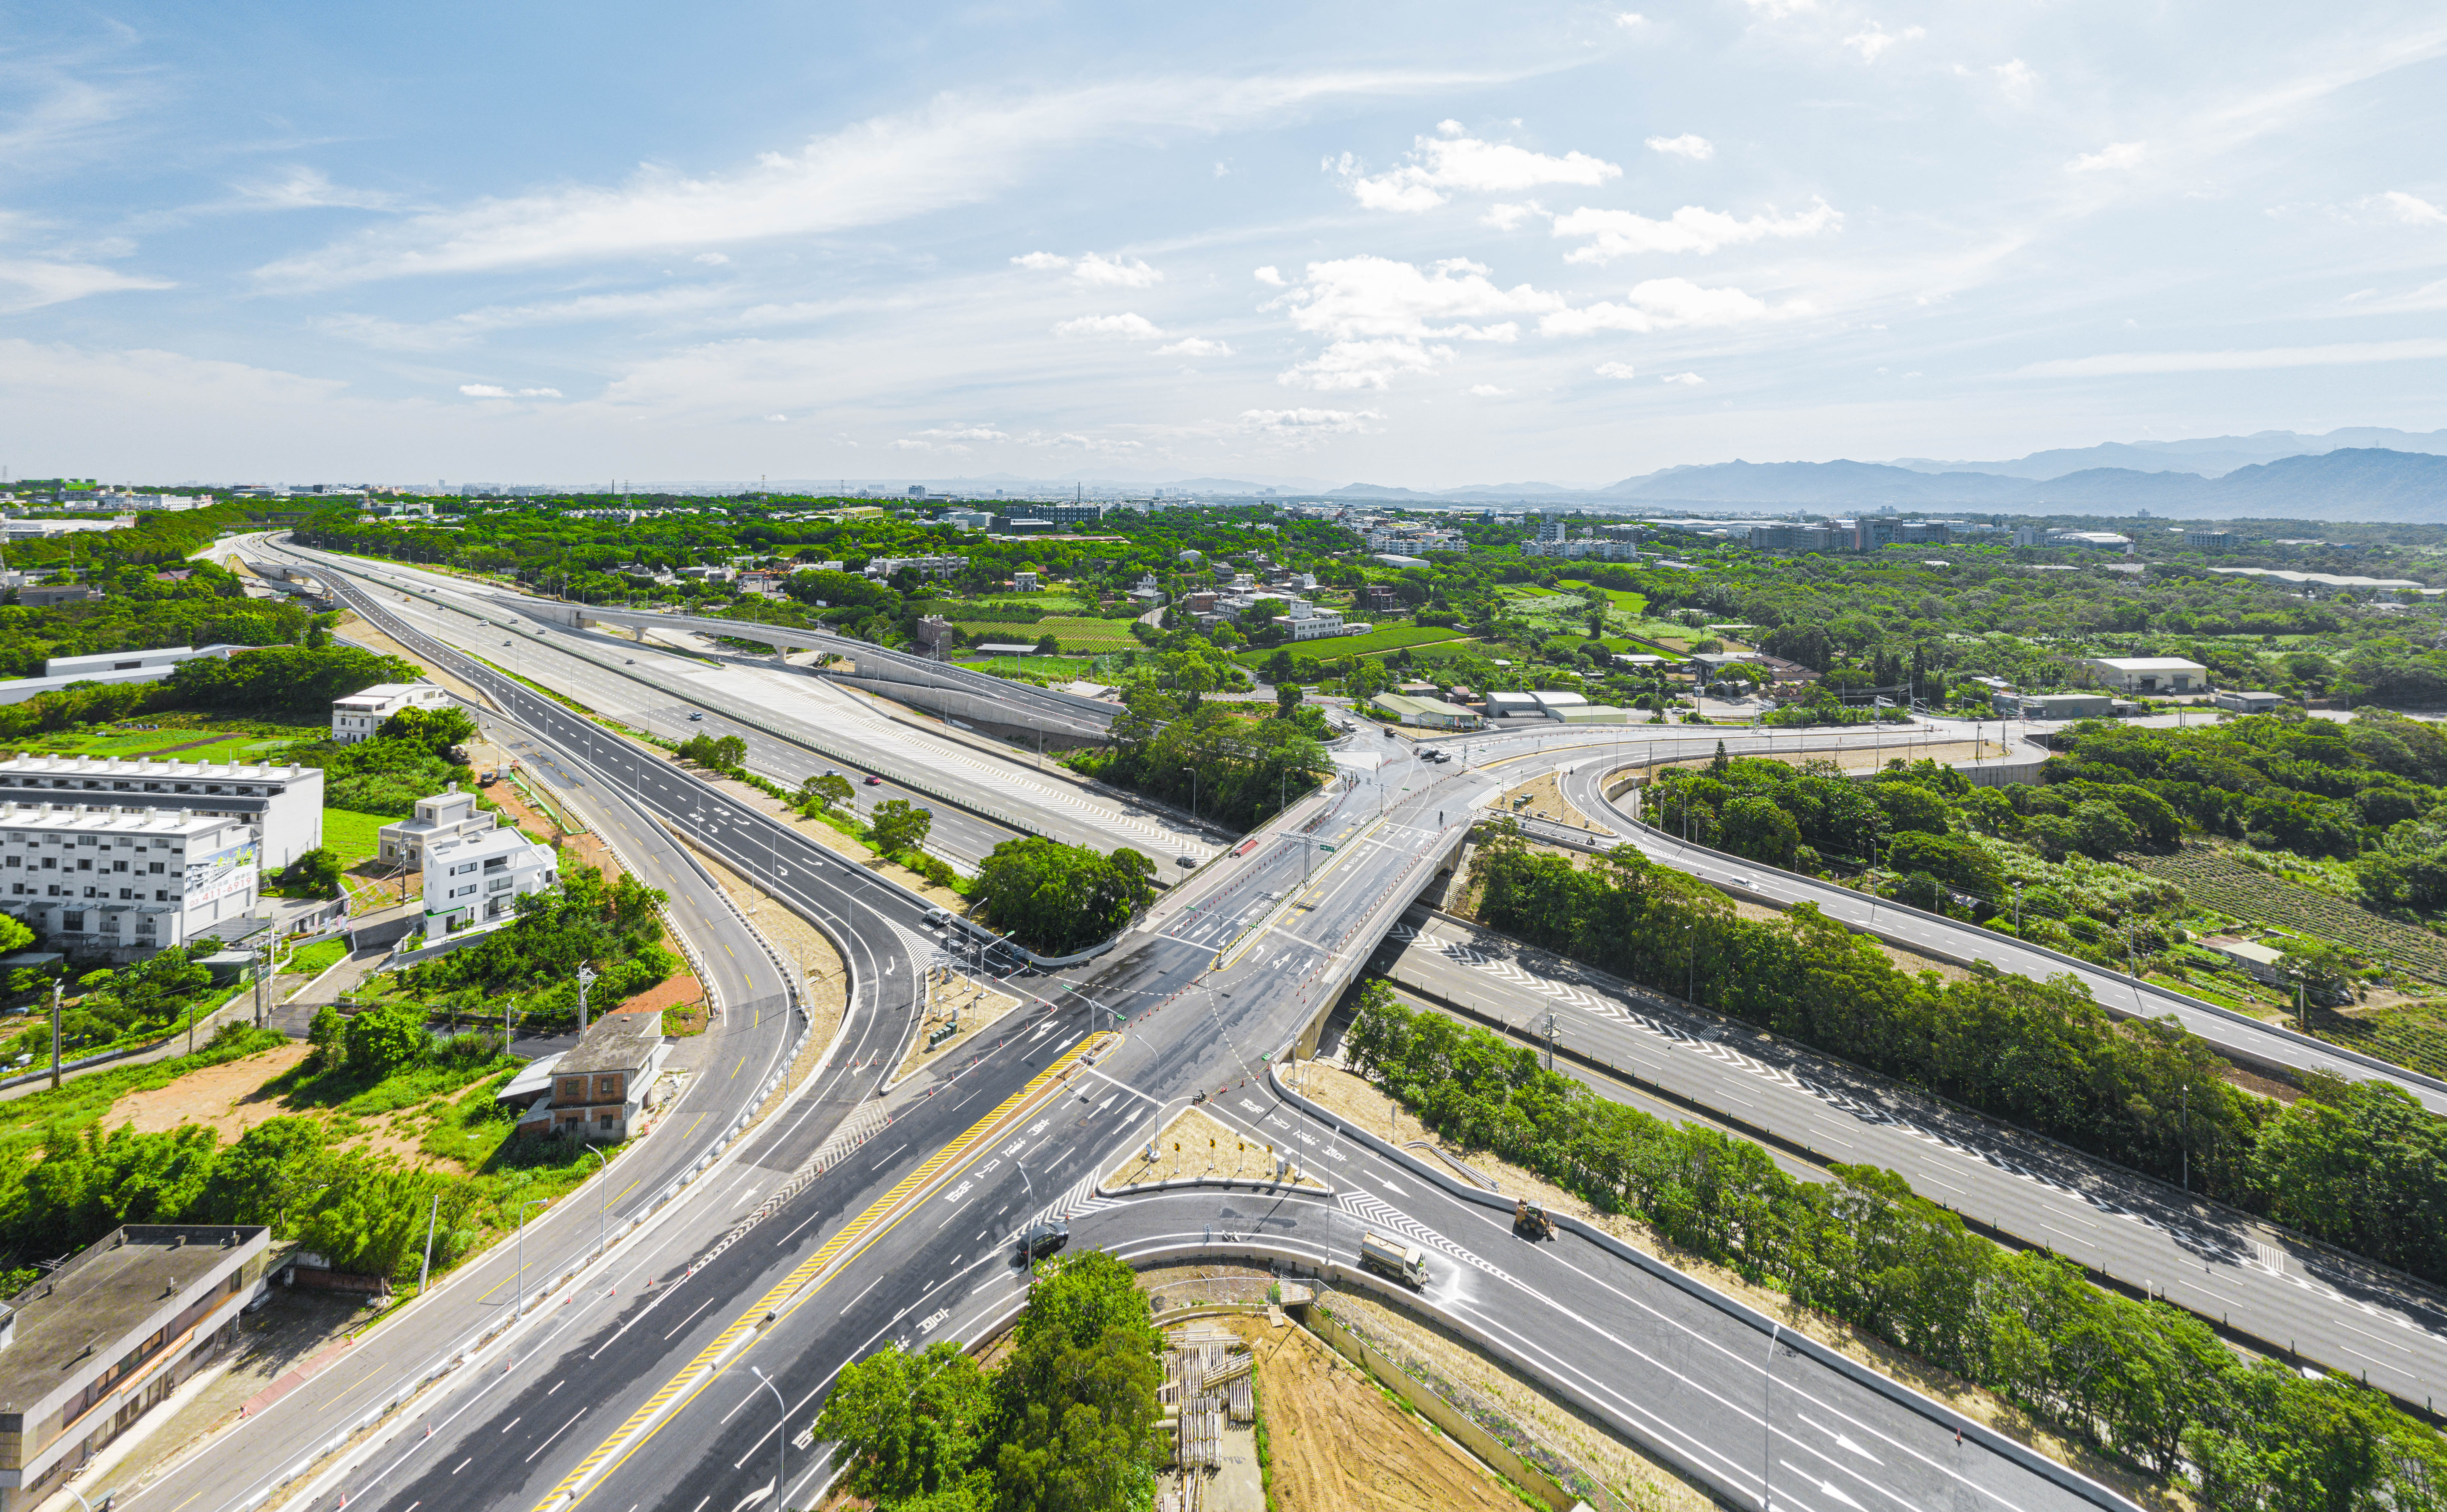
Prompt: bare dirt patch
<box><xmin>1293</xmin><ymin>1060</ymin><xmax>2177</xmax><ymax>1511</ymax></box>
<box><xmin>108</xmin><ymin>1043</ymin><xmax>310</xmax><ymax>1140</ymax></box>
<box><xmin>1212</xmin><ymin>1312</ymin><xmax>1518</xmax><ymax>1512</ymax></box>
<box><xmin>1106</xmin><ymin>1106</ymin><xmax>1327</xmax><ymax>1191</ymax></box>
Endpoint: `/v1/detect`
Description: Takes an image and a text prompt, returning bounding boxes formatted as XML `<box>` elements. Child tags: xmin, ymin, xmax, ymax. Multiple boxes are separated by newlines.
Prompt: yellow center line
<box><xmin>532</xmin><ymin>1033</ymin><xmax>1108</xmax><ymax>1510</ymax></box>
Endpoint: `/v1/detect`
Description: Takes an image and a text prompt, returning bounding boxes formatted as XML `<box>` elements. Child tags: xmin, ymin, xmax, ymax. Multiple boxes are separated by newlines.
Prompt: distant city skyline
<box><xmin>1</xmin><ymin>2</ymin><xmax>2442</xmax><ymax>483</ymax></box>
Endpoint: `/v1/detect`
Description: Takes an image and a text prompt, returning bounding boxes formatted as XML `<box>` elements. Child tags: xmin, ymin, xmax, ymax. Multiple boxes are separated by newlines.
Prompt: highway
<box><xmin>115</xmin><ymin>610</ymin><xmax>867</xmax><ymax>1512</ymax></box>
<box><xmin>204</xmin><ymin>542</ymin><xmax>2158</xmax><ymax>1512</ymax></box>
<box><xmin>1375</xmin><ymin>909</ymin><xmax>2447</xmax><ymax>1409</ymax></box>
<box><xmin>256</xmin><ymin>539</ymin><xmax>1214</xmax><ymax>869</ymax></box>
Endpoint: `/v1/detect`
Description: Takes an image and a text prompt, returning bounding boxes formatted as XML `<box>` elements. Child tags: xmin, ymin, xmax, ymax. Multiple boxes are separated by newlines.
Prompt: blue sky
<box><xmin>4</xmin><ymin>0</ymin><xmax>2446</xmax><ymax>487</ymax></box>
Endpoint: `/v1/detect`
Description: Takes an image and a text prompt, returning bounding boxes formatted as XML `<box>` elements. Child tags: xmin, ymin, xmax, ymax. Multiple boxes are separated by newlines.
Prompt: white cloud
<box><xmin>1013</xmin><ymin>250</ymin><xmax>1163</xmax><ymax>286</ymax></box>
<box><xmin>1237</xmin><ymin>407</ymin><xmax>1383</xmax><ymax>444</ymax></box>
<box><xmin>319</xmin><ymin>284</ymin><xmax>740</xmax><ymax>351</ymax></box>
<box><xmin>1550</xmin><ymin>198</ymin><xmax>1839</xmax><ymax>262</ymax></box>
<box><xmin>229</xmin><ymin>167</ymin><xmax>404</xmax><ymax>212</ymax></box>
<box><xmin>694</xmin><ymin>251</ymin><xmax>730</xmax><ymax>264</ymax></box>
<box><xmin>1593</xmin><ymin>362</ymin><xmax>1638</xmax><ymax>379</ymax></box>
<box><xmin>1469</xmin><ymin>384</ymin><xmax>1512</xmax><ymax>396</ymax></box>
<box><xmin>0</xmin><ymin>258</ymin><xmax>171</xmax><ymax>313</ymax></box>
<box><xmin>1842</xmin><ymin>25</ymin><xmax>1924</xmax><ymax>62</ymax></box>
<box><xmin>1156</xmin><ymin>337</ymin><xmax>1234</xmax><ymax>357</ymax></box>
<box><xmin>1481</xmin><ymin>201</ymin><xmax>1547</xmax><ymax>231</ymax></box>
<box><xmin>1073</xmin><ymin>251</ymin><xmax>1162</xmax><ymax>287</ymax></box>
<box><xmin>1541</xmin><ymin>277</ymin><xmax>1805</xmax><ymax>335</ymax></box>
<box><xmin>1644</xmin><ymin>134</ymin><xmax>1714</xmax><ymax>160</ymax></box>
<box><xmin>254</xmin><ymin>70</ymin><xmax>1512</xmax><ymax>288</ymax></box>
<box><xmin>1615</xmin><ymin>12</ymin><xmax>1648</xmax><ymax>27</ymax></box>
<box><xmin>2067</xmin><ymin>141</ymin><xmax>2146</xmax><ymax>173</ymax></box>
<box><xmin>1989</xmin><ymin>60</ymin><xmax>2038</xmax><ymax>103</ymax></box>
<box><xmin>1740</xmin><ymin>0</ymin><xmax>1818</xmax><ymax>17</ymax></box>
<box><xmin>1053</xmin><ymin>312</ymin><xmax>1166</xmax><ymax>339</ymax></box>
<box><xmin>765</xmin><ymin>413</ymin><xmax>787</xmax><ymax>421</ymax></box>
<box><xmin>2373</xmin><ymin>191</ymin><xmax>2447</xmax><ymax>225</ymax></box>
<box><xmin>1660</xmin><ymin>372</ymin><xmax>1706</xmax><ymax>386</ymax></box>
<box><xmin>458</xmin><ymin>383</ymin><xmax>564</xmax><ymax>398</ymax></box>
<box><xmin>1273</xmin><ymin>255</ymin><xmax>1565</xmax><ymax>389</ymax></box>
<box><xmin>2016</xmin><ymin>337</ymin><xmax>2447</xmax><ymax>377</ymax></box>
<box><xmin>894</xmin><ymin>423</ymin><xmax>1010</xmax><ymax>453</ymax></box>
<box><xmin>1333</xmin><ymin>130</ymin><xmax>1620</xmax><ymax>213</ymax></box>
<box><xmin>1254</xmin><ymin>266</ymin><xmax>1285</xmax><ymax>286</ymax></box>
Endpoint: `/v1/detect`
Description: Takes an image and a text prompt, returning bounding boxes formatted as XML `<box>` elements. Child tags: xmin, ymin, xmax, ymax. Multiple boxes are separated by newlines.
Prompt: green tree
<box><xmin>306</xmin><ymin>1003</ymin><xmax>347</xmax><ymax>1071</ymax></box>
<box><xmin>800</xmin><ymin>771</ymin><xmax>856</xmax><ymax>814</ymax></box>
<box><xmin>871</xmin><ymin>799</ymin><xmax>933</xmax><ymax>857</ymax></box>
<box><xmin>281</xmin><ymin>846</ymin><xmax>345</xmax><ymax>899</ymax></box>
<box><xmin>343</xmin><ymin>999</ymin><xmax>431</xmax><ymax>1076</ymax></box>
<box><xmin>1718</xmin><ymin>794</ymin><xmax>1799</xmax><ymax>869</ymax></box>
<box><xmin>812</xmin><ymin>1341</ymin><xmax>995</xmax><ymax>1509</ymax></box>
<box><xmin>975</xmin><ymin>839</ymin><xmax>1153</xmax><ymax>954</ymax></box>
<box><xmin>991</xmin><ymin>1251</ymin><xmax>1162</xmax><ymax>1512</ymax></box>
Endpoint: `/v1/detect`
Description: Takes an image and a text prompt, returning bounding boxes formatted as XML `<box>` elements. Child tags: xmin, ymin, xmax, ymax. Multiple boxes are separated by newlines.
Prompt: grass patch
<box><xmin>284</xmin><ymin>938</ymin><xmax>348</xmax><ymax>979</ymax></box>
<box><xmin>1235</xmin><ymin>625</ymin><xmax>1472</xmax><ymax>667</ymax></box>
<box><xmin>951</xmin><ymin>654</ymin><xmax>1108</xmax><ymax>678</ymax></box>
<box><xmin>953</xmin><ymin>615</ymin><xmax>1141</xmax><ymax>649</ymax></box>
<box><xmin>0</xmin><ymin>1025</ymin><xmax>289</xmax><ymax>1154</ymax></box>
<box><xmin>1555</xmin><ymin>579</ymin><xmax>1648</xmax><ymax>615</ymax></box>
<box><xmin>321</xmin><ymin>807</ymin><xmax>392</xmax><ymax>869</ymax></box>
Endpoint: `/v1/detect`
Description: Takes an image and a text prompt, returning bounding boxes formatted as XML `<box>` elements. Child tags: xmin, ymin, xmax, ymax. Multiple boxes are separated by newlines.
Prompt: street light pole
<box><xmin>749</xmin><ymin>1364</ymin><xmax>787</xmax><ymax>1502</ymax></box>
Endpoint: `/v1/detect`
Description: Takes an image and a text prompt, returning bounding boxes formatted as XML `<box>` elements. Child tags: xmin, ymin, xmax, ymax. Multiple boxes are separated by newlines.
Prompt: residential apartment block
<box><xmin>0</xmin><ymin>807</ymin><xmax>262</xmax><ymax>959</ymax></box>
<box><xmin>0</xmin><ymin>752</ymin><xmax>324</xmax><ymax>871</ymax></box>
<box><xmin>0</xmin><ymin>1225</ymin><xmax>271</xmax><ymax>1510</ymax></box>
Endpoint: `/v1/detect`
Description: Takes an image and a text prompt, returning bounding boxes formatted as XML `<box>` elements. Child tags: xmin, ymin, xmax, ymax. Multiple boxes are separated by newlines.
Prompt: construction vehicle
<box><xmin>1513</xmin><ymin>1198</ymin><xmax>1554</xmax><ymax>1240</ymax></box>
<box><xmin>1359</xmin><ymin>1230</ymin><xmax>1429</xmax><ymax>1288</ymax></box>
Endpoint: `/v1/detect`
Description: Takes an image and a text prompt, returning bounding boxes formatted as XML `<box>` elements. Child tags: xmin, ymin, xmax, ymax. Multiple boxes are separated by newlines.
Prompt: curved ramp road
<box><xmin>1377</xmin><ymin>911</ymin><xmax>2447</xmax><ymax>1407</ymax></box>
<box><xmin>1540</xmin><ymin>754</ymin><xmax>2447</xmax><ymax>1114</ymax></box>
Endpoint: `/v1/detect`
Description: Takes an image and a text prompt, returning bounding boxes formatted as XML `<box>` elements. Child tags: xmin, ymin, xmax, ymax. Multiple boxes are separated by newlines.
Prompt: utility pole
<box><xmin>1544</xmin><ymin>1006</ymin><xmax>1558</xmax><ymax>1071</ymax></box>
<box><xmin>576</xmin><ymin>963</ymin><xmax>597</xmax><ymax>1032</ymax></box>
<box><xmin>49</xmin><ymin>977</ymin><xmax>61</xmax><ymax>1090</ymax></box>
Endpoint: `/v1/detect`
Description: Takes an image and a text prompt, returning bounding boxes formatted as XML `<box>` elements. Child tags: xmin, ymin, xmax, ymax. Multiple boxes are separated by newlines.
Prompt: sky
<box><xmin>4</xmin><ymin>0</ymin><xmax>2446</xmax><ymax>489</ymax></box>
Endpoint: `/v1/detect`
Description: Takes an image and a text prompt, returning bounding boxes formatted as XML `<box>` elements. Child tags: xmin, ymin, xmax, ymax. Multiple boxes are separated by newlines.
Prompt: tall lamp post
<box><xmin>749</xmin><ymin>1364</ymin><xmax>788</xmax><ymax>1503</ymax></box>
<box><xmin>514</xmin><ymin>1196</ymin><xmax>549</xmax><ymax>1318</ymax></box>
<box><xmin>580</xmin><ymin>1145</ymin><xmax>607</xmax><ymax>1260</ymax></box>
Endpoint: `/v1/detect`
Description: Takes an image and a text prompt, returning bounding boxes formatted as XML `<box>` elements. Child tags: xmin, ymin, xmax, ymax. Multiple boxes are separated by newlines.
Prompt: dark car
<box><xmin>1020</xmin><ymin>1218</ymin><xmax>1068</xmax><ymax>1259</ymax></box>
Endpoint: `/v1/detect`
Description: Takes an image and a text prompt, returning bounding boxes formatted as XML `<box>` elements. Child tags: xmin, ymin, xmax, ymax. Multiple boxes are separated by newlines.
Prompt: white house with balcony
<box><xmin>1273</xmin><ymin>598</ymin><xmax>1350</xmax><ymax>642</ymax></box>
<box><xmin>408</xmin><ymin>791</ymin><xmax>557</xmax><ymax>944</ymax></box>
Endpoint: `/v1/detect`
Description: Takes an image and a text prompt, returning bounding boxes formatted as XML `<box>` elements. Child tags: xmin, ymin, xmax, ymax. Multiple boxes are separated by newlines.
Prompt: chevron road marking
<box><xmin>532</xmin><ymin>1032</ymin><xmax>1112</xmax><ymax>1511</ymax></box>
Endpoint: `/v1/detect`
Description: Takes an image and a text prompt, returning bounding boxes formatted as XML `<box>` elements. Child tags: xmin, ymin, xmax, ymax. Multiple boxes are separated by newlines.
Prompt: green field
<box><xmin>1556</xmin><ymin>580</ymin><xmax>1649</xmax><ymax>615</ymax></box>
<box><xmin>322</xmin><ymin>808</ymin><xmax>393</xmax><ymax>868</ymax></box>
<box><xmin>954</xmin><ymin>616</ymin><xmax>1141</xmax><ymax>649</ymax></box>
<box><xmin>1235</xmin><ymin>625</ymin><xmax>1472</xmax><ymax>667</ymax></box>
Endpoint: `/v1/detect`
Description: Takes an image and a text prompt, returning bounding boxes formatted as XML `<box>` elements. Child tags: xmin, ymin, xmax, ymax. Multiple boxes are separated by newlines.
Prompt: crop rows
<box><xmin>2314</xmin><ymin>1012</ymin><xmax>2447</xmax><ymax>1082</ymax></box>
<box><xmin>2126</xmin><ymin>846</ymin><xmax>2447</xmax><ymax>982</ymax></box>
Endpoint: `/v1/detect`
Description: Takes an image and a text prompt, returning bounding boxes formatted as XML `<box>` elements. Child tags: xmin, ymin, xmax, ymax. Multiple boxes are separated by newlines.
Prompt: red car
<box><xmin>863</xmin><ymin>775</ymin><xmax>883</xmax><ymax>786</ymax></box>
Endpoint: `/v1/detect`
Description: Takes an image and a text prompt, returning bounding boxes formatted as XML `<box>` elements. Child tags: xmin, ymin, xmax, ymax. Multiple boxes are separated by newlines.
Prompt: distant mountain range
<box><xmin>1884</xmin><ymin>426</ymin><xmax>2447</xmax><ymax>481</ymax></box>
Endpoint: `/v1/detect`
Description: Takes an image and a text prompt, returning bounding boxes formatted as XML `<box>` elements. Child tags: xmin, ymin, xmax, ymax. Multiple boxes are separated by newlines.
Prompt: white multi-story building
<box><xmin>0</xmin><ymin>753</ymin><xmax>323</xmax><ymax>871</ymax></box>
<box><xmin>377</xmin><ymin>784</ymin><xmax>498</xmax><ymax>869</ymax></box>
<box><xmin>413</xmin><ymin>790</ymin><xmax>558</xmax><ymax>944</ymax></box>
<box><xmin>0</xmin><ymin>805</ymin><xmax>262</xmax><ymax>961</ymax></box>
<box><xmin>330</xmin><ymin>681</ymin><xmax>452</xmax><ymax>744</ymax></box>
<box><xmin>1273</xmin><ymin>599</ymin><xmax>1349</xmax><ymax>641</ymax></box>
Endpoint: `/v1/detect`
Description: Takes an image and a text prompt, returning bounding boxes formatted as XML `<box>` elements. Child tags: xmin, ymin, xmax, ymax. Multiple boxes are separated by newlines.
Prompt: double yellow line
<box><xmin>534</xmin><ymin>1032</ymin><xmax>1110</xmax><ymax>1510</ymax></box>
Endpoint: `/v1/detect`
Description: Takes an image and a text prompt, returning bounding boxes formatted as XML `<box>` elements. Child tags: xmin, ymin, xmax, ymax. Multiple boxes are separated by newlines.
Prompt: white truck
<box><xmin>1359</xmin><ymin>1230</ymin><xmax>1429</xmax><ymax>1288</ymax></box>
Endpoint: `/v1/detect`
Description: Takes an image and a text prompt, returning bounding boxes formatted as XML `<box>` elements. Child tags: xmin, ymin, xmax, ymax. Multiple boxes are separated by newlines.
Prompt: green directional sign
<box><xmin>1319</xmin><ymin>844</ymin><xmax>1336</xmax><ymax>853</ymax></box>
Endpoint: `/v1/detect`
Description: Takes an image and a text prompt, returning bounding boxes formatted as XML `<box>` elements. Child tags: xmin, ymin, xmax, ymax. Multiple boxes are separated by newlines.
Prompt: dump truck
<box><xmin>1513</xmin><ymin>1198</ymin><xmax>1554</xmax><ymax>1240</ymax></box>
<box><xmin>1359</xmin><ymin>1230</ymin><xmax>1429</xmax><ymax>1288</ymax></box>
